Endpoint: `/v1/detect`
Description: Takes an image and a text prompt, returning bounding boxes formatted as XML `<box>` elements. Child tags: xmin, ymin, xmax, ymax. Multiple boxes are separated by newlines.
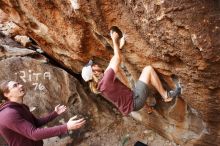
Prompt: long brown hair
<box><xmin>0</xmin><ymin>80</ymin><xmax>10</xmax><ymax>102</ymax></box>
<box><xmin>89</xmin><ymin>74</ymin><xmax>103</xmax><ymax>94</ymax></box>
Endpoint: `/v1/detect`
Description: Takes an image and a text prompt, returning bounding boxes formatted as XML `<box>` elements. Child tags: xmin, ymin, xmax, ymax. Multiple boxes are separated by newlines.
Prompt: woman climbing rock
<box><xmin>81</xmin><ymin>26</ymin><xmax>181</xmax><ymax>116</ymax></box>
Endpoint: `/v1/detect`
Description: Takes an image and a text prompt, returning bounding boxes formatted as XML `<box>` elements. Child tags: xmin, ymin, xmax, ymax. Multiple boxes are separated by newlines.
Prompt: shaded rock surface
<box><xmin>0</xmin><ymin>0</ymin><xmax>220</xmax><ymax>145</ymax></box>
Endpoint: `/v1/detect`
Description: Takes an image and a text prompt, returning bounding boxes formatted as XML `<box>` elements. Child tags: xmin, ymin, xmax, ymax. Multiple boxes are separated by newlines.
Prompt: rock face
<box><xmin>0</xmin><ymin>34</ymin><xmax>177</xmax><ymax>146</ymax></box>
<box><xmin>0</xmin><ymin>35</ymin><xmax>115</xmax><ymax>145</ymax></box>
<box><xmin>0</xmin><ymin>56</ymin><xmax>102</xmax><ymax>145</ymax></box>
<box><xmin>0</xmin><ymin>0</ymin><xmax>220</xmax><ymax>145</ymax></box>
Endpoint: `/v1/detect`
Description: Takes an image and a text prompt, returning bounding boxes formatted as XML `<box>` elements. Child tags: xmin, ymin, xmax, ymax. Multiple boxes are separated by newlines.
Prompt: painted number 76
<box><xmin>32</xmin><ymin>83</ymin><xmax>45</xmax><ymax>91</ymax></box>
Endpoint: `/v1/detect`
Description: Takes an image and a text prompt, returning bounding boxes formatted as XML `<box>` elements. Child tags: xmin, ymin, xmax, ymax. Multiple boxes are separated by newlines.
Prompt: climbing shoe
<box><xmin>164</xmin><ymin>87</ymin><xmax>181</xmax><ymax>102</ymax></box>
<box><xmin>169</xmin><ymin>87</ymin><xmax>181</xmax><ymax>99</ymax></box>
<box><xmin>164</xmin><ymin>75</ymin><xmax>182</xmax><ymax>102</ymax></box>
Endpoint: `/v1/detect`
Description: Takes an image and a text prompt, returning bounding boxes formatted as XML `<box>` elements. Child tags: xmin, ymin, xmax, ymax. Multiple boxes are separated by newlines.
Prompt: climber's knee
<box><xmin>142</xmin><ymin>65</ymin><xmax>153</xmax><ymax>75</ymax></box>
<box><xmin>139</xmin><ymin>65</ymin><xmax>153</xmax><ymax>84</ymax></box>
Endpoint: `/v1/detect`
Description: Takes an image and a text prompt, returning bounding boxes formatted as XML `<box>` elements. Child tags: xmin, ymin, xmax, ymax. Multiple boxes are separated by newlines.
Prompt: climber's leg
<box><xmin>138</xmin><ymin>65</ymin><xmax>181</xmax><ymax>102</ymax></box>
<box><xmin>132</xmin><ymin>65</ymin><xmax>181</xmax><ymax>112</ymax></box>
<box><xmin>138</xmin><ymin>66</ymin><xmax>169</xmax><ymax>100</ymax></box>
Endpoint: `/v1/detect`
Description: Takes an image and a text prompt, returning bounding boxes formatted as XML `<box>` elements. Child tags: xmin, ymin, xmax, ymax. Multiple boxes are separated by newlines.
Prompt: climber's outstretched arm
<box><xmin>105</xmin><ymin>32</ymin><xmax>122</xmax><ymax>74</ymax></box>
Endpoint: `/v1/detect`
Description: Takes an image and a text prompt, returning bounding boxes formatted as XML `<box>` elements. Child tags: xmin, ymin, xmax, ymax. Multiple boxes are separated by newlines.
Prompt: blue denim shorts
<box><xmin>132</xmin><ymin>80</ymin><xmax>149</xmax><ymax>111</ymax></box>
